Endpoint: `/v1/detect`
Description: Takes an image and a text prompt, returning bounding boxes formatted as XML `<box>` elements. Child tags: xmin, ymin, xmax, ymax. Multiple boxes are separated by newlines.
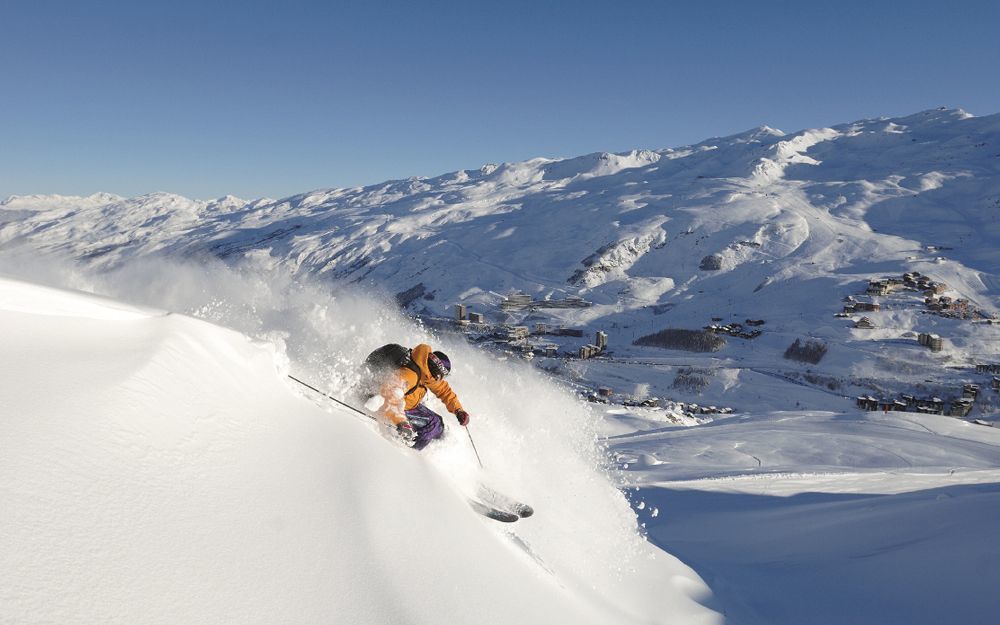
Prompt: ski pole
<box><xmin>465</xmin><ymin>426</ymin><xmax>485</xmax><ymax>468</ymax></box>
<box><xmin>287</xmin><ymin>374</ymin><xmax>375</xmax><ymax>421</ymax></box>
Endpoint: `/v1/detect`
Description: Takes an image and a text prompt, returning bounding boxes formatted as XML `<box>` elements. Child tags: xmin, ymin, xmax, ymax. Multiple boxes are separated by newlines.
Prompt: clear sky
<box><xmin>2</xmin><ymin>0</ymin><xmax>998</xmax><ymax>201</ymax></box>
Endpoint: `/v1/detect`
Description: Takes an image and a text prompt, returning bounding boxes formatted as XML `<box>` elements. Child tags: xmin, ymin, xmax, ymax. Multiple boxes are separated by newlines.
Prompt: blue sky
<box><xmin>2</xmin><ymin>0</ymin><xmax>998</xmax><ymax>200</ymax></box>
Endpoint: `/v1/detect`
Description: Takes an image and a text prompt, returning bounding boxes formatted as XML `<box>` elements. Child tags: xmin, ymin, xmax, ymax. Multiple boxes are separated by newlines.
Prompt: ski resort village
<box><xmin>422</xmin><ymin>265</ymin><xmax>1000</xmax><ymax>427</ymax></box>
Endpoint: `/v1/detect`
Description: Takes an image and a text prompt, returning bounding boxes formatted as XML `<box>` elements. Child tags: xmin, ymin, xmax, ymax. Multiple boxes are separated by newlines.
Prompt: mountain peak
<box><xmin>724</xmin><ymin>125</ymin><xmax>787</xmax><ymax>145</ymax></box>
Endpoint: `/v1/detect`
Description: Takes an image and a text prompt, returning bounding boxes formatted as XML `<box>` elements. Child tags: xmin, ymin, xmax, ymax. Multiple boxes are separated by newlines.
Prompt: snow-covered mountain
<box><xmin>3</xmin><ymin>107</ymin><xmax>999</xmax><ymax>416</ymax></box>
<box><xmin>3</xmin><ymin>106</ymin><xmax>1000</xmax><ymax>624</ymax></box>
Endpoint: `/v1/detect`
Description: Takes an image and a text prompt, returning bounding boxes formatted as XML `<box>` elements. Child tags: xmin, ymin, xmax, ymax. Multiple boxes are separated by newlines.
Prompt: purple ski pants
<box><xmin>405</xmin><ymin>404</ymin><xmax>445</xmax><ymax>450</ymax></box>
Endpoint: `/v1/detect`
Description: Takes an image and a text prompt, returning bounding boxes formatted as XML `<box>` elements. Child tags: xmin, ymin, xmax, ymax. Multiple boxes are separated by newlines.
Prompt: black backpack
<box><xmin>363</xmin><ymin>344</ymin><xmax>424</xmax><ymax>396</ymax></box>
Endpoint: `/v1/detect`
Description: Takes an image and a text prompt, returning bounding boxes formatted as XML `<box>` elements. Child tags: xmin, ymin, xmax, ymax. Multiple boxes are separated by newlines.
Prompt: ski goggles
<box><xmin>427</xmin><ymin>352</ymin><xmax>450</xmax><ymax>380</ymax></box>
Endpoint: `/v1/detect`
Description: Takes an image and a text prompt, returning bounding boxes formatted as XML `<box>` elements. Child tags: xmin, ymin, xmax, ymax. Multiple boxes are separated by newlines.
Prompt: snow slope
<box><xmin>607</xmin><ymin>409</ymin><xmax>1000</xmax><ymax>625</ymax></box>
<box><xmin>0</xmin><ymin>276</ymin><xmax>721</xmax><ymax>625</ymax></box>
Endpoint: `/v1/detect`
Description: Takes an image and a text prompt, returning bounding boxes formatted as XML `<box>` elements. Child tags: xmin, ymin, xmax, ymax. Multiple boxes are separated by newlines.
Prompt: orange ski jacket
<box><xmin>378</xmin><ymin>343</ymin><xmax>464</xmax><ymax>425</ymax></box>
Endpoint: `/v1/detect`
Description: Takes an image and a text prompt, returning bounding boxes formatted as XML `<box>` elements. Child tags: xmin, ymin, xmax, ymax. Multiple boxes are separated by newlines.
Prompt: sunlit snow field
<box><xmin>3</xmin><ymin>261</ymin><xmax>1000</xmax><ymax>624</ymax></box>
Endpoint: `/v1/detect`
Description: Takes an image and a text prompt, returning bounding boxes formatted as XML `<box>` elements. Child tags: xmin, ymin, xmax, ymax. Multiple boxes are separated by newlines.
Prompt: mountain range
<box><xmin>3</xmin><ymin>106</ymin><xmax>998</xmax><ymax>417</ymax></box>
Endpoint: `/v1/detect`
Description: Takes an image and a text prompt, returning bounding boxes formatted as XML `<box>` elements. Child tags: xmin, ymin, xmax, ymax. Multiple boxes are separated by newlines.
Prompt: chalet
<box><xmin>913</xmin><ymin>396</ymin><xmax>946</xmax><ymax>414</ymax></box>
<box><xmin>622</xmin><ymin>397</ymin><xmax>661</xmax><ymax>408</ymax></box>
<box><xmin>867</xmin><ymin>280</ymin><xmax>891</xmax><ymax>296</ymax></box>
<box><xmin>878</xmin><ymin>399</ymin><xmax>907</xmax><ymax>412</ymax></box>
<box><xmin>857</xmin><ymin>396</ymin><xmax>880</xmax><ymax>410</ymax></box>
<box><xmin>993</xmin><ymin>376</ymin><xmax>1000</xmax><ymax>392</ymax></box>
<box><xmin>950</xmin><ymin>398</ymin><xmax>974</xmax><ymax>418</ymax></box>
<box><xmin>854</xmin><ymin>317</ymin><xmax>876</xmax><ymax>329</ymax></box>
<box><xmin>962</xmin><ymin>384</ymin><xmax>980</xmax><ymax>400</ymax></box>
<box><xmin>923</xmin><ymin>282</ymin><xmax>948</xmax><ymax>295</ymax></box>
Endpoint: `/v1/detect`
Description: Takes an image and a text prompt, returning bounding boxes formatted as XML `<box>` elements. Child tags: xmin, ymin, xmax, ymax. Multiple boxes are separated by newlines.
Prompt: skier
<box><xmin>352</xmin><ymin>342</ymin><xmax>533</xmax><ymax>522</ymax></box>
<box><xmin>363</xmin><ymin>343</ymin><xmax>470</xmax><ymax>450</ymax></box>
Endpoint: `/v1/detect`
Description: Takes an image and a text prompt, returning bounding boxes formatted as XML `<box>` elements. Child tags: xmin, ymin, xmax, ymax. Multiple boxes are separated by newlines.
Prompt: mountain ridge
<box><xmin>3</xmin><ymin>106</ymin><xmax>998</xmax><ymax>417</ymax></box>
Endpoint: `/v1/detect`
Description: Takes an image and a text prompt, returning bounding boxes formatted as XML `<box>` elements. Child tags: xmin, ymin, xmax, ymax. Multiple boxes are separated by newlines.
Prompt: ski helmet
<box><xmin>428</xmin><ymin>350</ymin><xmax>451</xmax><ymax>380</ymax></box>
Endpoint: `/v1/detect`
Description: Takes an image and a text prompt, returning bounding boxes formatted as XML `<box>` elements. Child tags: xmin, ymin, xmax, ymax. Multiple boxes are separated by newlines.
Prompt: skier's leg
<box><xmin>404</xmin><ymin>404</ymin><xmax>445</xmax><ymax>450</ymax></box>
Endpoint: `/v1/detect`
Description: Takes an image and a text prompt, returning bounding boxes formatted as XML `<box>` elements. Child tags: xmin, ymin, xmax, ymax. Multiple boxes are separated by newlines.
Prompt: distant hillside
<box><xmin>3</xmin><ymin>107</ymin><xmax>999</xmax><ymax>415</ymax></box>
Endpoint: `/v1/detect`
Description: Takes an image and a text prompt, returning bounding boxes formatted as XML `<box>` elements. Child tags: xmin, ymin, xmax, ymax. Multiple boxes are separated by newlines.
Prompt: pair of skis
<box><xmin>468</xmin><ymin>484</ymin><xmax>534</xmax><ymax>523</ymax></box>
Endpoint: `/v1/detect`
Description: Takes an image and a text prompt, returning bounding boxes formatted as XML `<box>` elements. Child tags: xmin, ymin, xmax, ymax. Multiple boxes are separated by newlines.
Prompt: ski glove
<box><xmin>455</xmin><ymin>410</ymin><xmax>470</xmax><ymax>427</ymax></box>
<box><xmin>395</xmin><ymin>421</ymin><xmax>416</xmax><ymax>446</ymax></box>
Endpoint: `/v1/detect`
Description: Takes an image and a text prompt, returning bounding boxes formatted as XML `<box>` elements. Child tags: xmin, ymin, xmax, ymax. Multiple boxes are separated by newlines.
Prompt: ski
<box><xmin>467</xmin><ymin>498</ymin><xmax>520</xmax><ymax>523</ymax></box>
<box><xmin>476</xmin><ymin>484</ymin><xmax>534</xmax><ymax>518</ymax></box>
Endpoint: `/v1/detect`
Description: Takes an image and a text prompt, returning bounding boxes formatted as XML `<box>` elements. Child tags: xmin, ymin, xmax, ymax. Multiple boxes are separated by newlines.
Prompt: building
<box><xmin>504</xmin><ymin>326</ymin><xmax>530</xmax><ymax>340</ymax></box>
<box><xmin>950</xmin><ymin>398</ymin><xmax>974</xmax><ymax>418</ymax></box>
<box><xmin>455</xmin><ymin>304</ymin><xmax>467</xmax><ymax>322</ymax></box>
<box><xmin>866</xmin><ymin>280</ymin><xmax>891</xmax><ymax>296</ymax></box>
<box><xmin>918</xmin><ymin>333</ymin><xmax>944</xmax><ymax>352</ymax></box>
<box><xmin>854</xmin><ymin>317</ymin><xmax>876</xmax><ymax>329</ymax></box>
<box><xmin>857</xmin><ymin>396</ymin><xmax>880</xmax><ymax>410</ymax></box>
<box><xmin>536</xmin><ymin>296</ymin><xmax>593</xmax><ymax>309</ymax></box>
<box><xmin>500</xmin><ymin>291</ymin><xmax>534</xmax><ymax>310</ymax></box>
<box><xmin>468</xmin><ymin>312</ymin><xmax>485</xmax><ymax>324</ymax></box>
<box><xmin>548</xmin><ymin>326</ymin><xmax>584</xmax><ymax>337</ymax></box>
<box><xmin>596</xmin><ymin>331</ymin><xmax>608</xmax><ymax>351</ymax></box>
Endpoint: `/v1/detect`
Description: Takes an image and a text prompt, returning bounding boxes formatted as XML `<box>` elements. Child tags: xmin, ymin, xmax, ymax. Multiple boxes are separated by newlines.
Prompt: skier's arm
<box><xmin>426</xmin><ymin>378</ymin><xmax>464</xmax><ymax>415</ymax></box>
